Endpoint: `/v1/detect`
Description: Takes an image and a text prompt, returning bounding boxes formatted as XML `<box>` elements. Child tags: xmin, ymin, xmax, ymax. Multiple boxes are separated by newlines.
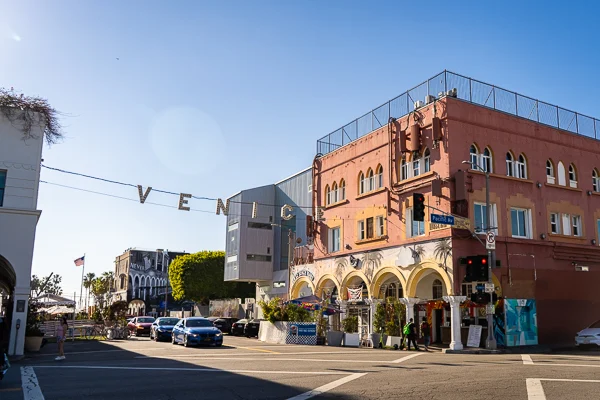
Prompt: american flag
<box><xmin>74</xmin><ymin>256</ymin><xmax>85</xmax><ymax>266</ymax></box>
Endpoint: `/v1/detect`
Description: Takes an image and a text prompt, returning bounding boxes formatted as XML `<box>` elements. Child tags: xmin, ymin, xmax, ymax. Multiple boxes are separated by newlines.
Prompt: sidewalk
<box><xmin>443</xmin><ymin>344</ymin><xmax>553</xmax><ymax>354</ymax></box>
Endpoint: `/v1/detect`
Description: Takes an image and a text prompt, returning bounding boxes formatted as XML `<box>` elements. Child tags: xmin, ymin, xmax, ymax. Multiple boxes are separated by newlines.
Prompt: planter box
<box><xmin>327</xmin><ymin>331</ymin><xmax>343</xmax><ymax>347</ymax></box>
<box><xmin>371</xmin><ymin>333</ymin><xmax>387</xmax><ymax>348</ymax></box>
<box><xmin>343</xmin><ymin>333</ymin><xmax>360</xmax><ymax>347</ymax></box>
<box><xmin>24</xmin><ymin>336</ymin><xmax>43</xmax><ymax>352</ymax></box>
<box><xmin>385</xmin><ymin>335</ymin><xmax>403</xmax><ymax>348</ymax></box>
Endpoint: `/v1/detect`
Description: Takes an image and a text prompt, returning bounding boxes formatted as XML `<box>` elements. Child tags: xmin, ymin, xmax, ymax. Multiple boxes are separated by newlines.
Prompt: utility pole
<box><xmin>462</xmin><ymin>160</ymin><xmax>497</xmax><ymax>350</ymax></box>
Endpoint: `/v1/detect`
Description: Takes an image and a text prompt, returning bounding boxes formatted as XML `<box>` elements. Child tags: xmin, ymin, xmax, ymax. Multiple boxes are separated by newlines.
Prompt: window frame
<box><xmin>367</xmin><ymin>169</ymin><xmax>374</xmax><ymax>192</ymax></box>
<box><xmin>546</xmin><ymin>160</ymin><xmax>555</xmax><ymax>184</ymax></box>
<box><xmin>481</xmin><ymin>147</ymin><xmax>492</xmax><ymax>173</ymax></box>
<box><xmin>510</xmin><ymin>207</ymin><xmax>531</xmax><ymax>239</ymax></box>
<box><xmin>550</xmin><ymin>212</ymin><xmax>560</xmax><ymax>234</ymax></box>
<box><xmin>325</xmin><ymin>185</ymin><xmax>331</xmax><ymax>205</ymax></box>
<box><xmin>516</xmin><ymin>154</ymin><xmax>527</xmax><ymax>179</ymax></box>
<box><xmin>569</xmin><ymin>164</ymin><xmax>578</xmax><ymax>188</ymax></box>
<box><xmin>376</xmin><ymin>165</ymin><xmax>383</xmax><ymax>189</ymax></box>
<box><xmin>332</xmin><ymin>182</ymin><xmax>338</xmax><ymax>203</ymax></box>
<box><xmin>412</xmin><ymin>155</ymin><xmax>420</xmax><ymax>177</ymax></box>
<box><xmin>328</xmin><ymin>226</ymin><xmax>341</xmax><ymax>253</ymax></box>
<box><xmin>0</xmin><ymin>170</ymin><xmax>6</xmax><ymax>207</ymax></box>
<box><xmin>339</xmin><ymin>179</ymin><xmax>346</xmax><ymax>200</ymax></box>
<box><xmin>473</xmin><ymin>202</ymin><xmax>498</xmax><ymax>235</ymax></box>
<box><xmin>359</xmin><ymin>172</ymin><xmax>365</xmax><ymax>194</ymax></box>
<box><xmin>593</xmin><ymin>170</ymin><xmax>600</xmax><ymax>192</ymax></box>
<box><xmin>506</xmin><ymin>152</ymin><xmax>514</xmax><ymax>177</ymax></box>
<box><xmin>572</xmin><ymin>215</ymin><xmax>582</xmax><ymax>237</ymax></box>
<box><xmin>406</xmin><ymin>207</ymin><xmax>425</xmax><ymax>238</ymax></box>
<box><xmin>401</xmin><ymin>158</ymin><xmax>409</xmax><ymax>180</ymax></box>
<box><xmin>423</xmin><ymin>148</ymin><xmax>431</xmax><ymax>173</ymax></box>
<box><xmin>357</xmin><ymin>220</ymin><xmax>365</xmax><ymax>241</ymax></box>
<box><xmin>376</xmin><ymin>215</ymin><xmax>385</xmax><ymax>237</ymax></box>
<box><xmin>470</xmin><ymin>144</ymin><xmax>479</xmax><ymax>169</ymax></box>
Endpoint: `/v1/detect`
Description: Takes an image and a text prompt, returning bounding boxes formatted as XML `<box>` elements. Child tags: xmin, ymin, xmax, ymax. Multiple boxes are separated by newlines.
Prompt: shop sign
<box><xmin>466</xmin><ymin>325</ymin><xmax>482</xmax><ymax>347</ymax></box>
<box><xmin>289</xmin><ymin>323</ymin><xmax>316</xmax><ymax>336</ymax></box>
<box><xmin>293</xmin><ymin>269</ymin><xmax>315</xmax><ymax>282</ymax></box>
<box><xmin>429</xmin><ymin>222</ymin><xmax>450</xmax><ymax>231</ymax></box>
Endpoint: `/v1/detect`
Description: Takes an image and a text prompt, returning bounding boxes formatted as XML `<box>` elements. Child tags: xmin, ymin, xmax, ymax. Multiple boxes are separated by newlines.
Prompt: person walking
<box><xmin>420</xmin><ymin>317</ymin><xmax>431</xmax><ymax>351</ymax></box>
<box><xmin>55</xmin><ymin>316</ymin><xmax>68</xmax><ymax>361</ymax></box>
<box><xmin>403</xmin><ymin>318</ymin><xmax>420</xmax><ymax>351</ymax></box>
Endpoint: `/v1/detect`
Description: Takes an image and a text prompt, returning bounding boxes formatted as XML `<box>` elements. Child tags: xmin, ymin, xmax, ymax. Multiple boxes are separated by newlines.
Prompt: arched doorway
<box><xmin>341</xmin><ymin>272</ymin><xmax>372</xmax><ymax>338</ymax></box>
<box><xmin>315</xmin><ymin>275</ymin><xmax>341</xmax><ymax>331</ymax></box>
<box><xmin>290</xmin><ymin>277</ymin><xmax>315</xmax><ymax>299</ymax></box>
<box><xmin>0</xmin><ymin>255</ymin><xmax>16</xmax><ymax>352</ymax></box>
<box><xmin>371</xmin><ymin>267</ymin><xmax>407</xmax><ymax>301</ymax></box>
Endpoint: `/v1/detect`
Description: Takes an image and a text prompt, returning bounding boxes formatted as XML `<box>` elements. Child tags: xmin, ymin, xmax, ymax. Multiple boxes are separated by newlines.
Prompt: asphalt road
<box><xmin>2</xmin><ymin>335</ymin><xmax>600</xmax><ymax>400</ymax></box>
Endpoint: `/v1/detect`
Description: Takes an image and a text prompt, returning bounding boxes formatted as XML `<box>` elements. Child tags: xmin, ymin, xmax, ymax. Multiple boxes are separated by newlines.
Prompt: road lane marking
<box><xmin>134</xmin><ymin>355</ymin><xmax>409</xmax><ymax>364</ymax></box>
<box><xmin>287</xmin><ymin>373</ymin><xmax>367</xmax><ymax>400</ymax></box>
<box><xmin>526</xmin><ymin>379</ymin><xmax>546</xmax><ymax>400</ymax></box>
<box><xmin>33</xmin><ymin>348</ymin><xmax>166</xmax><ymax>357</ymax></box>
<box><xmin>392</xmin><ymin>353</ymin><xmax>425</xmax><ymax>363</ymax></box>
<box><xmin>235</xmin><ymin>346</ymin><xmax>280</xmax><ymax>354</ymax></box>
<box><xmin>527</xmin><ymin>363</ymin><xmax>600</xmax><ymax>368</ymax></box>
<box><xmin>527</xmin><ymin>378</ymin><xmax>600</xmax><ymax>400</ymax></box>
<box><xmin>32</xmin><ymin>365</ymin><xmax>349</xmax><ymax>375</ymax></box>
<box><xmin>522</xmin><ymin>355</ymin><xmax>534</xmax><ymax>365</ymax></box>
<box><xmin>136</xmin><ymin>350</ymin><xmax>381</xmax><ymax>358</ymax></box>
<box><xmin>21</xmin><ymin>366</ymin><xmax>45</xmax><ymax>400</ymax></box>
<box><xmin>0</xmin><ymin>387</ymin><xmax>22</xmax><ymax>392</ymax></box>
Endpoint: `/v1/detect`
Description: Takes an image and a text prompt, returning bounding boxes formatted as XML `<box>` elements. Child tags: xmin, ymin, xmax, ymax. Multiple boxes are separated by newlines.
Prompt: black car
<box><xmin>213</xmin><ymin>317</ymin><xmax>238</xmax><ymax>333</ymax></box>
<box><xmin>244</xmin><ymin>319</ymin><xmax>263</xmax><ymax>338</ymax></box>
<box><xmin>230</xmin><ymin>319</ymin><xmax>248</xmax><ymax>336</ymax></box>
<box><xmin>206</xmin><ymin>317</ymin><xmax>219</xmax><ymax>325</ymax></box>
<box><xmin>150</xmin><ymin>317</ymin><xmax>180</xmax><ymax>342</ymax></box>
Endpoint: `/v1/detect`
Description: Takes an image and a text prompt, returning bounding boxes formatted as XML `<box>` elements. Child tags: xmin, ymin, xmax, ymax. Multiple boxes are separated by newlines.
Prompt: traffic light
<box><xmin>413</xmin><ymin>193</ymin><xmax>425</xmax><ymax>222</ymax></box>
<box><xmin>470</xmin><ymin>292</ymin><xmax>498</xmax><ymax>304</ymax></box>
<box><xmin>465</xmin><ymin>255</ymin><xmax>488</xmax><ymax>282</ymax></box>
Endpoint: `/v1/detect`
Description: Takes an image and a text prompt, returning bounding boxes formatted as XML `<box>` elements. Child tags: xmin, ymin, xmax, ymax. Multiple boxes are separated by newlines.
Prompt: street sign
<box><xmin>453</xmin><ymin>216</ymin><xmax>471</xmax><ymax>230</ymax></box>
<box><xmin>486</xmin><ymin>304</ymin><xmax>495</xmax><ymax>315</ymax></box>
<box><xmin>430</xmin><ymin>214</ymin><xmax>455</xmax><ymax>225</ymax></box>
<box><xmin>486</xmin><ymin>232</ymin><xmax>496</xmax><ymax>250</ymax></box>
<box><xmin>484</xmin><ymin>283</ymin><xmax>495</xmax><ymax>293</ymax></box>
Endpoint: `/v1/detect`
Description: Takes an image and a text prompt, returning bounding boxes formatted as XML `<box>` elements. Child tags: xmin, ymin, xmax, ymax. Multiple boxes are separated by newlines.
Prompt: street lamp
<box><xmin>461</xmin><ymin>160</ymin><xmax>497</xmax><ymax>350</ymax></box>
<box><xmin>271</xmin><ymin>224</ymin><xmax>295</xmax><ymax>300</ymax></box>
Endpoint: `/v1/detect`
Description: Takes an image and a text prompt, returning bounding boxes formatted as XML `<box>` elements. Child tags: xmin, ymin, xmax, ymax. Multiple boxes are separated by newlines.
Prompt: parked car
<box><xmin>230</xmin><ymin>319</ymin><xmax>248</xmax><ymax>336</ymax></box>
<box><xmin>244</xmin><ymin>319</ymin><xmax>263</xmax><ymax>338</ymax></box>
<box><xmin>575</xmin><ymin>320</ymin><xmax>600</xmax><ymax>348</ymax></box>
<box><xmin>171</xmin><ymin>317</ymin><xmax>223</xmax><ymax>347</ymax></box>
<box><xmin>205</xmin><ymin>317</ymin><xmax>219</xmax><ymax>325</ymax></box>
<box><xmin>213</xmin><ymin>317</ymin><xmax>238</xmax><ymax>333</ymax></box>
<box><xmin>150</xmin><ymin>317</ymin><xmax>180</xmax><ymax>342</ymax></box>
<box><xmin>127</xmin><ymin>316</ymin><xmax>155</xmax><ymax>336</ymax></box>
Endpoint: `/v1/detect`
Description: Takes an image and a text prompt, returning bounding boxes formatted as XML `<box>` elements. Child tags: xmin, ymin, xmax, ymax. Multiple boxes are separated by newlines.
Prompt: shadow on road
<box><xmin>12</xmin><ymin>338</ymin><xmax>363</xmax><ymax>400</ymax></box>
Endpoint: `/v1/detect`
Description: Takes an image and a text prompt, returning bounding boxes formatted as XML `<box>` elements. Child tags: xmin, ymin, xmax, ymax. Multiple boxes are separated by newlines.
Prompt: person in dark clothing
<box><xmin>405</xmin><ymin>318</ymin><xmax>420</xmax><ymax>351</ymax></box>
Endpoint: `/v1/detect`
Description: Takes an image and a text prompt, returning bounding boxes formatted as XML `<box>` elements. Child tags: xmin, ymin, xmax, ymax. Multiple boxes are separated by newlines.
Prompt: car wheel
<box><xmin>183</xmin><ymin>335</ymin><xmax>189</xmax><ymax>347</ymax></box>
<box><xmin>216</xmin><ymin>342</ymin><xmax>222</xmax><ymax>347</ymax></box>
<box><xmin>171</xmin><ymin>334</ymin><xmax>177</xmax><ymax>345</ymax></box>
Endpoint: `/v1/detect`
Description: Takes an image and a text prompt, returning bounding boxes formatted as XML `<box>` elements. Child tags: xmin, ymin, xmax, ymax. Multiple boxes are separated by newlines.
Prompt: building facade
<box><xmin>224</xmin><ymin>168</ymin><xmax>312</xmax><ymax>313</ymax></box>
<box><xmin>112</xmin><ymin>248</ymin><xmax>188</xmax><ymax>316</ymax></box>
<box><xmin>0</xmin><ymin>111</ymin><xmax>45</xmax><ymax>355</ymax></box>
<box><xmin>289</xmin><ymin>71</ymin><xmax>600</xmax><ymax>347</ymax></box>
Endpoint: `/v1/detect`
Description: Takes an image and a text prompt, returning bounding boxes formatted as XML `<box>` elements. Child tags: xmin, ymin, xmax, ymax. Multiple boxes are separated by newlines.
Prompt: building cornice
<box><xmin>0</xmin><ymin>207</ymin><xmax>42</xmax><ymax>221</ymax></box>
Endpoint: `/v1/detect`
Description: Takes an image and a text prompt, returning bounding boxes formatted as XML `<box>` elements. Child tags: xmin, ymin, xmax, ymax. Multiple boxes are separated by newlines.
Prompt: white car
<box><xmin>575</xmin><ymin>320</ymin><xmax>600</xmax><ymax>347</ymax></box>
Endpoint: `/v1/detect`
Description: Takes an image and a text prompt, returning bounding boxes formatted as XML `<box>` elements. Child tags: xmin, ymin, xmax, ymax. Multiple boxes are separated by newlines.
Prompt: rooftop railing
<box><xmin>316</xmin><ymin>70</ymin><xmax>600</xmax><ymax>155</ymax></box>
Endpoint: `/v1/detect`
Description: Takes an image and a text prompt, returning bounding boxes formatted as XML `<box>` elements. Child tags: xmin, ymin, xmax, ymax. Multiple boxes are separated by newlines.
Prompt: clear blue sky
<box><xmin>1</xmin><ymin>1</ymin><xmax>599</xmax><ymax>297</ymax></box>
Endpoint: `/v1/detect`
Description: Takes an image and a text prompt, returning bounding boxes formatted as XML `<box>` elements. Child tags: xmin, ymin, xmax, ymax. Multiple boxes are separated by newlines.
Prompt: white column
<box><xmin>400</xmin><ymin>297</ymin><xmax>419</xmax><ymax>323</ymax></box>
<box><xmin>8</xmin><ymin>287</ymin><xmax>29</xmax><ymax>356</ymax></box>
<box><xmin>443</xmin><ymin>295</ymin><xmax>466</xmax><ymax>350</ymax></box>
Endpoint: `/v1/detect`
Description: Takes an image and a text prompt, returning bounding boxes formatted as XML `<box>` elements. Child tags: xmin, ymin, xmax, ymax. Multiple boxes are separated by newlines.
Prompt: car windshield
<box><xmin>158</xmin><ymin>318</ymin><xmax>179</xmax><ymax>326</ymax></box>
<box><xmin>186</xmin><ymin>319</ymin><xmax>213</xmax><ymax>328</ymax></box>
<box><xmin>590</xmin><ymin>320</ymin><xmax>600</xmax><ymax>328</ymax></box>
<box><xmin>137</xmin><ymin>318</ymin><xmax>155</xmax><ymax>323</ymax></box>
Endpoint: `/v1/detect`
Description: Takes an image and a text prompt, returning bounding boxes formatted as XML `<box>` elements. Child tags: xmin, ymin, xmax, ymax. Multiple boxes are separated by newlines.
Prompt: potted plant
<box><xmin>384</xmin><ymin>298</ymin><xmax>405</xmax><ymax>349</ymax></box>
<box><xmin>373</xmin><ymin>302</ymin><xmax>387</xmax><ymax>348</ymax></box>
<box><xmin>24</xmin><ymin>302</ymin><xmax>44</xmax><ymax>352</ymax></box>
<box><xmin>342</xmin><ymin>316</ymin><xmax>359</xmax><ymax>347</ymax></box>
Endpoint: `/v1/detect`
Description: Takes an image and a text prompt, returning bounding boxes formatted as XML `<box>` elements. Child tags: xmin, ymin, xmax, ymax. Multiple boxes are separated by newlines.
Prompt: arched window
<box><xmin>120</xmin><ymin>274</ymin><xmax>125</xmax><ymax>290</ymax></box>
<box><xmin>367</xmin><ymin>169</ymin><xmax>374</xmax><ymax>192</ymax></box>
<box><xmin>470</xmin><ymin>144</ymin><xmax>479</xmax><ymax>168</ymax></box>
<box><xmin>593</xmin><ymin>169</ymin><xmax>600</xmax><ymax>192</ymax></box>
<box><xmin>332</xmin><ymin>182</ymin><xmax>338</xmax><ymax>203</ymax></box>
<box><xmin>376</xmin><ymin>165</ymin><xmax>383</xmax><ymax>189</ymax></box>
<box><xmin>412</xmin><ymin>152</ymin><xmax>421</xmax><ymax>177</ymax></box>
<box><xmin>325</xmin><ymin>185</ymin><xmax>331</xmax><ymax>205</ymax></box>
<box><xmin>423</xmin><ymin>148</ymin><xmax>431</xmax><ymax>173</ymax></box>
<box><xmin>385</xmin><ymin>283</ymin><xmax>397</xmax><ymax>299</ymax></box>
<box><xmin>557</xmin><ymin>161</ymin><xmax>566</xmax><ymax>186</ymax></box>
<box><xmin>546</xmin><ymin>160</ymin><xmax>555</xmax><ymax>184</ymax></box>
<box><xmin>516</xmin><ymin>154</ymin><xmax>527</xmax><ymax>179</ymax></box>
<box><xmin>506</xmin><ymin>152</ymin><xmax>515</xmax><ymax>177</ymax></box>
<box><xmin>432</xmin><ymin>279</ymin><xmax>443</xmax><ymax>300</ymax></box>
<box><xmin>339</xmin><ymin>179</ymin><xmax>346</xmax><ymax>200</ymax></box>
<box><xmin>569</xmin><ymin>164</ymin><xmax>578</xmax><ymax>188</ymax></box>
<box><xmin>401</xmin><ymin>158</ymin><xmax>408</xmax><ymax>180</ymax></box>
<box><xmin>481</xmin><ymin>147</ymin><xmax>492</xmax><ymax>173</ymax></box>
<box><xmin>358</xmin><ymin>172</ymin><xmax>365</xmax><ymax>194</ymax></box>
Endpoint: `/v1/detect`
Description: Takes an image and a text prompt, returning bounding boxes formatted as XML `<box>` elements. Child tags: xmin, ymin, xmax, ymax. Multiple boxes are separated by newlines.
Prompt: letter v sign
<box><xmin>137</xmin><ymin>185</ymin><xmax>152</xmax><ymax>203</ymax></box>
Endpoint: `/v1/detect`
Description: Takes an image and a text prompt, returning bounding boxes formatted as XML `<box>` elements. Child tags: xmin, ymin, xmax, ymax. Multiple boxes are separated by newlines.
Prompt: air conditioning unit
<box><xmin>575</xmin><ymin>265</ymin><xmax>589</xmax><ymax>272</ymax></box>
<box><xmin>414</xmin><ymin>100</ymin><xmax>424</xmax><ymax>109</ymax></box>
<box><xmin>425</xmin><ymin>95</ymin><xmax>436</xmax><ymax>104</ymax></box>
<box><xmin>447</xmin><ymin>88</ymin><xmax>458</xmax><ymax>98</ymax></box>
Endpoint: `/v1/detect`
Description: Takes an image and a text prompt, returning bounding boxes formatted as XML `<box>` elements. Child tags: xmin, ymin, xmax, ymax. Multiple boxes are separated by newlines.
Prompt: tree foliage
<box><xmin>258</xmin><ymin>298</ymin><xmax>313</xmax><ymax>324</ymax></box>
<box><xmin>169</xmin><ymin>251</ymin><xmax>254</xmax><ymax>304</ymax></box>
<box><xmin>31</xmin><ymin>274</ymin><xmax>63</xmax><ymax>297</ymax></box>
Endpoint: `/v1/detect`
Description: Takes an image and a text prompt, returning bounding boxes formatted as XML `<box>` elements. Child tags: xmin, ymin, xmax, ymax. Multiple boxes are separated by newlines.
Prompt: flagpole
<box><xmin>79</xmin><ymin>253</ymin><xmax>86</xmax><ymax>313</ymax></box>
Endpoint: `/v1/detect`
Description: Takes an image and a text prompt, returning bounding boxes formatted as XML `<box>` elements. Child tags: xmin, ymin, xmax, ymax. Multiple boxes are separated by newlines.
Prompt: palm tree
<box><xmin>411</xmin><ymin>245</ymin><xmax>426</xmax><ymax>263</ymax></box>
<box><xmin>434</xmin><ymin>238</ymin><xmax>453</xmax><ymax>269</ymax></box>
<box><xmin>83</xmin><ymin>272</ymin><xmax>96</xmax><ymax>313</ymax></box>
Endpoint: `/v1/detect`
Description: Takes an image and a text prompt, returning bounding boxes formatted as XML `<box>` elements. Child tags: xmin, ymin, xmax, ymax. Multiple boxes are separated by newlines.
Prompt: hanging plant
<box><xmin>0</xmin><ymin>87</ymin><xmax>63</xmax><ymax>145</ymax></box>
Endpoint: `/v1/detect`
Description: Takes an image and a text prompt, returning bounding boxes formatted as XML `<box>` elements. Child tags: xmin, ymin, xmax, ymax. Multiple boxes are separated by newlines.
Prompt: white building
<box><xmin>0</xmin><ymin>109</ymin><xmax>45</xmax><ymax>356</ymax></box>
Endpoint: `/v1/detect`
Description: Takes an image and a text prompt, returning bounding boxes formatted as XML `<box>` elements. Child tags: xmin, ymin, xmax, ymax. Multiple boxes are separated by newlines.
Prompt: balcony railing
<box><xmin>293</xmin><ymin>245</ymin><xmax>314</xmax><ymax>266</ymax></box>
<box><xmin>316</xmin><ymin>70</ymin><xmax>600</xmax><ymax>156</ymax></box>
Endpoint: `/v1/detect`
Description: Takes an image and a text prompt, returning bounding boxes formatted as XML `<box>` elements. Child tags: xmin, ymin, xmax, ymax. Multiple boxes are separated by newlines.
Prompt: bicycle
<box><xmin>106</xmin><ymin>323</ymin><xmax>131</xmax><ymax>341</ymax></box>
<box><xmin>84</xmin><ymin>323</ymin><xmax>108</xmax><ymax>340</ymax></box>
